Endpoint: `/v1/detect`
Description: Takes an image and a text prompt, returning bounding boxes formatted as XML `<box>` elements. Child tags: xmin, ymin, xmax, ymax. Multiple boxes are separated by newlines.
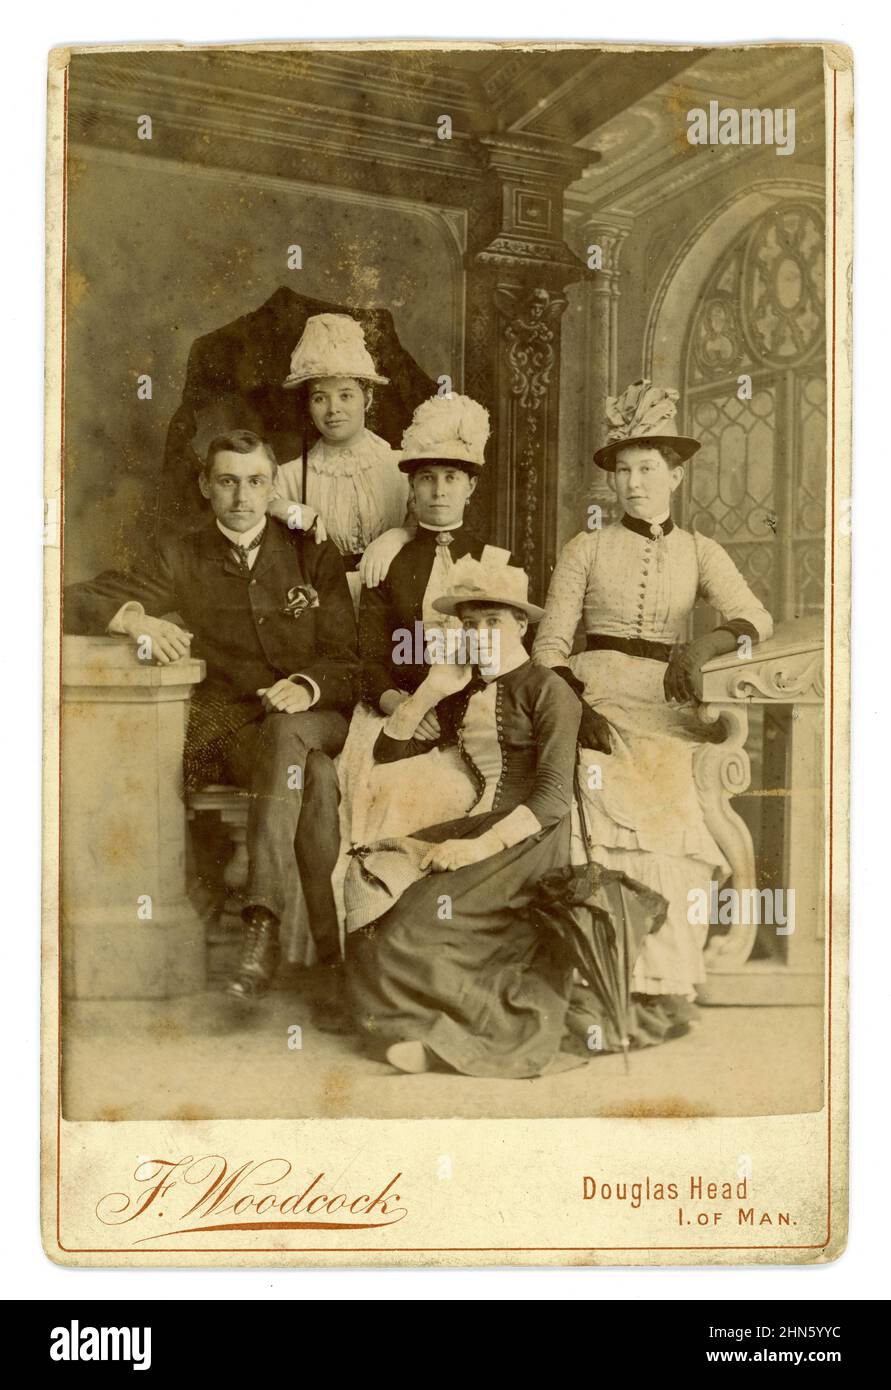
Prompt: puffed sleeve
<box><xmin>694</xmin><ymin>533</ymin><xmax>774</xmax><ymax>643</ymax></box>
<box><xmin>271</xmin><ymin>458</ymin><xmax>304</xmax><ymax>504</ymax></box>
<box><xmin>532</xmin><ymin>530</ymin><xmax>595</xmax><ymax>668</ymax></box>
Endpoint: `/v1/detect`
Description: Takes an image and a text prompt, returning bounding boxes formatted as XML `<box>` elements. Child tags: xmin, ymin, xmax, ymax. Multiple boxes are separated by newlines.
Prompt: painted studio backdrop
<box><xmin>59</xmin><ymin>45</ymin><xmax>827</xmax><ymax>1121</ymax></box>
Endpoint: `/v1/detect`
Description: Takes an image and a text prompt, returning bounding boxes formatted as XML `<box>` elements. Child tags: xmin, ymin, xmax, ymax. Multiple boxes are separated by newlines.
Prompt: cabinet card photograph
<box><xmin>42</xmin><ymin>38</ymin><xmax>851</xmax><ymax>1266</ymax></box>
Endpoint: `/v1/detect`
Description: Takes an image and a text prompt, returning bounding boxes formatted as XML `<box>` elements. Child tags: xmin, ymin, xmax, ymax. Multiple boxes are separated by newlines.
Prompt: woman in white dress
<box><xmin>532</xmin><ymin>380</ymin><xmax>773</xmax><ymax>1042</ymax></box>
<box><xmin>268</xmin><ymin>313</ymin><xmax>411</xmax><ymax>608</ymax></box>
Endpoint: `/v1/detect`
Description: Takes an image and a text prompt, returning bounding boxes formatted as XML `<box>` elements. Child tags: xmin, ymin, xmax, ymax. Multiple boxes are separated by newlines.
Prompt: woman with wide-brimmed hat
<box><xmin>533</xmin><ymin>380</ymin><xmax>774</xmax><ymax>1043</ymax></box>
<box><xmin>270</xmin><ymin>313</ymin><xmax>410</xmax><ymax>608</ymax></box>
<box><xmin>344</xmin><ymin>555</ymin><xmax>587</xmax><ymax>1077</ymax></box>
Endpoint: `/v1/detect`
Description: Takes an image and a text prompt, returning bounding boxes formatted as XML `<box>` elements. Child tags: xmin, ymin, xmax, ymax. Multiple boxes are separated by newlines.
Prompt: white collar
<box><xmin>216</xmin><ymin>516</ymin><xmax>267</xmax><ymax>549</ymax></box>
<box><xmin>419</xmin><ymin>520</ymin><xmax>464</xmax><ymax>534</ymax></box>
<box><xmin>479</xmin><ymin>649</ymin><xmax>529</xmax><ymax>683</ymax></box>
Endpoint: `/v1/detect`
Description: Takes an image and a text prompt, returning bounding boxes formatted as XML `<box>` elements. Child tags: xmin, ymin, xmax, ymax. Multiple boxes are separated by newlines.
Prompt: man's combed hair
<box><xmin>203</xmin><ymin>429</ymin><xmax>278</xmax><ymax>477</ymax></box>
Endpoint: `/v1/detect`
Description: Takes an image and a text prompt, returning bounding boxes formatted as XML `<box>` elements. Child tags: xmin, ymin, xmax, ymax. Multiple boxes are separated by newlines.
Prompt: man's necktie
<box><xmin>231</xmin><ymin>530</ymin><xmax>265</xmax><ymax>575</ymax></box>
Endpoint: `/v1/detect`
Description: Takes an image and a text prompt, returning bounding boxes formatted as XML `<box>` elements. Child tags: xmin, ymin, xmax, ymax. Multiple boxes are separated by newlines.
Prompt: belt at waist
<box><xmin>585</xmin><ymin>634</ymin><xmax>674</xmax><ymax>662</ymax></box>
<box><xmin>341</xmin><ymin>552</ymin><xmax>363</xmax><ymax>573</ymax></box>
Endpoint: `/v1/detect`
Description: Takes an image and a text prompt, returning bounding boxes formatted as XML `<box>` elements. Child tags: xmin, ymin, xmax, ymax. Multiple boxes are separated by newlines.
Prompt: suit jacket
<box><xmin>358</xmin><ymin>526</ymin><xmax>511</xmax><ymax>708</ymax></box>
<box><xmin>63</xmin><ymin>516</ymin><xmax>358</xmax><ymax>716</ymax></box>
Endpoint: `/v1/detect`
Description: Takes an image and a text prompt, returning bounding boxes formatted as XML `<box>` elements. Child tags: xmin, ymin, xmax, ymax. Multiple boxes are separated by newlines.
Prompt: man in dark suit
<box><xmin>63</xmin><ymin>430</ymin><xmax>357</xmax><ymax>1014</ymax></box>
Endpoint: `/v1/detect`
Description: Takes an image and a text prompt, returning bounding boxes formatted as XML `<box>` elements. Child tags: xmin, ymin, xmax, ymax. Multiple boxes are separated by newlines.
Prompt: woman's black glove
<box><xmin>553</xmin><ymin>666</ymin><xmax>612</xmax><ymax>754</ymax></box>
<box><xmin>664</xmin><ymin>630</ymin><xmax>740</xmax><ymax>704</ymax></box>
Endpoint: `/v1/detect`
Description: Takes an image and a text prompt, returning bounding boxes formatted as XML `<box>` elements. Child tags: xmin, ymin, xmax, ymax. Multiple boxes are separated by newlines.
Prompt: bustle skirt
<box><xmin>567</xmin><ymin>648</ymin><xmax>730</xmax><ymax>997</ymax></box>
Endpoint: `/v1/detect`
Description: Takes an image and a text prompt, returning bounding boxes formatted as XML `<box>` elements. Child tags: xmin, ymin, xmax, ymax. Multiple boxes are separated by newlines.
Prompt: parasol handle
<box><xmin>573</xmin><ymin>758</ymin><xmax>595</xmax><ymax>867</ymax></box>
<box><xmin>301</xmin><ymin>416</ymin><xmax>309</xmax><ymax>509</ymax></box>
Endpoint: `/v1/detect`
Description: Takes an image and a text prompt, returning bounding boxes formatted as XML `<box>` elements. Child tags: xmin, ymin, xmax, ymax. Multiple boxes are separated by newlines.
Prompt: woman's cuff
<box><xmin>383</xmin><ymin>697</ymin><xmax>426</xmax><ymax>740</ymax></box>
<box><xmin>288</xmin><ymin>674</ymin><xmax>320</xmax><ymax>706</ymax></box>
<box><xmin>478</xmin><ymin>805</ymin><xmax>542</xmax><ymax>853</ymax></box>
<box><xmin>107</xmin><ymin>601</ymin><xmax>145</xmax><ymax>635</ymax></box>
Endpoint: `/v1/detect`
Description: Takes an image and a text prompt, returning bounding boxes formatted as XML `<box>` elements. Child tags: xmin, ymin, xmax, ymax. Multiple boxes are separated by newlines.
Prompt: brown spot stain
<box><xmin>95</xmin><ymin>815</ymin><xmax>141</xmax><ymax>870</ymax></box>
<box><xmin>663</xmin><ymin>83</ymin><xmax>699</xmax><ymax>158</ymax></box>
<box><xmin>171</xmin><ymin>1104</ymin><xmax>213</xmax><ymax>1121</ymax></box>
<box><xmin>146</xmin><ymin>1016</ymin><xmax>183</xmax><ymax>1041</ymax></box>
<box><xmin>318</xmin><ymin>1064</ymin><xmax>353</xmax><ymax>1116</ymax></box>
<box><xmin>67</xmin><ymin>266</ymin><xmax>89</xmax><ymax>310</ymax></box>
<box><xmin>597</xmin><ymin>1097</ymin><xmax>716</xmax><ymax>1119</ymax></box>
<box><xmin>98</xmin><ymin>1105</ymin><xmax>127</xmax><ymax>1122</ymax></box>
<box><xmin>67</xmin><ymin>154</ymin><xmax>87</xmax><ymax>189</ymax></box>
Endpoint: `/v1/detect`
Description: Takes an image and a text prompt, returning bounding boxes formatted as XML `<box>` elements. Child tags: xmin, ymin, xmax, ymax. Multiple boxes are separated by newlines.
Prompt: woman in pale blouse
<box><xmin>533</xmin><ymin>381</ymin><xmax>773</xmax><ymax>1042</ymax></box>
<box><xmin>268</xmin><ymin>314</ymin><xmax>411</xmax><ymax>609</ymax></box>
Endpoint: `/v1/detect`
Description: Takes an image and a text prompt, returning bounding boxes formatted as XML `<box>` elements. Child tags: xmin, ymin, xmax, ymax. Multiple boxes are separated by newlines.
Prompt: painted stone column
<box><xmin>575</xmin><ymin>215</ymin><xmax>632</xmax><ymax>528</ymax></box>
<box><xmin>61</xmin><ymin>635</ymin><xmax>207</xmax><ymax>999</ymax></box>
<box><xmin>464</xmin><ymin>133</ymin><xmax>592</xmax><ymax>601</ymax></box>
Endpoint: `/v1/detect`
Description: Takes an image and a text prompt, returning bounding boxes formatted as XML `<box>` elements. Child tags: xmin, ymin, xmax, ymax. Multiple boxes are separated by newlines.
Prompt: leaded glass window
<box><xmin>682</xmin><ymin>201</ymin><xmax>826</xmax><ymax>625</ymax></box>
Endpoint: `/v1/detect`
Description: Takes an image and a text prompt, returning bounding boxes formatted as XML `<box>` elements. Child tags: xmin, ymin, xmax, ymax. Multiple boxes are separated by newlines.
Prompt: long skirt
<box><xmin>567</xmin><ymin>649</ymin><xmax>729</xmax><ymax>997</ymax></box>
<box><xmin>332</xmin><ymin>701</ymin><xmax>479</xmax><ymax>928</ymax></box>
<box><xmin>345</xmin><ymin>810</ymin><xmax>576</xmax><ymax>1078</ymax></box>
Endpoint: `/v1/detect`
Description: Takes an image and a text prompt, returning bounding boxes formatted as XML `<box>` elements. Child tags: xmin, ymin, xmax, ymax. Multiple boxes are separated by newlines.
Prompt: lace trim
<box><xmin>305</xmin><ymin>430</ymin><xmax>398</xmax><ymax>478</ymax></box>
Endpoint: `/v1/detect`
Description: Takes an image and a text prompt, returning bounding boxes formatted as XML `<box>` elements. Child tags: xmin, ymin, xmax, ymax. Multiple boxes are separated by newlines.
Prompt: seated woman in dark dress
<box><xmin>345</xmin><ymin>555</ymin><xmax>584</xmax><ymax>1077</ymax></box>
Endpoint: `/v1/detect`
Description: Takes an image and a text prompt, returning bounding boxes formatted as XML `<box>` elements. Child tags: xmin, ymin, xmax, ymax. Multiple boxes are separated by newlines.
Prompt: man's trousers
<box><xmin>223</xmin><ymin>709</ymin><xmax>348</xmax><ymax>964</ymax></box>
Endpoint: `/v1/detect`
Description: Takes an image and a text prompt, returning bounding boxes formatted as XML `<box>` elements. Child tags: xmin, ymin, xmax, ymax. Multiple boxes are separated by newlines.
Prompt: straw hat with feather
<box><xmin>593</xmin><ymin>380</ymin><xmax>700</xmax><ymax>471</ymax></box>
<box><xmin>433</xmin><ymin>553</ymin><xmax>544</xmax><ymax>622</ymax></box>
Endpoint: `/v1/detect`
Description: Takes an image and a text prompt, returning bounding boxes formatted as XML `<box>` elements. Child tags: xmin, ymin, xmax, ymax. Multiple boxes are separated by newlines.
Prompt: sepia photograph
<box><xmin>41</xmin><ymin>35</ymin><xmax>851</xmax><ymax>1264</ymax></box>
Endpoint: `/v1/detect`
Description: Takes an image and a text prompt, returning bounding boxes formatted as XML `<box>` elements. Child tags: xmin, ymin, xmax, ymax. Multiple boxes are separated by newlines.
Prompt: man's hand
<box><xmin>268</xmin><ymin>498</ymin><xmax>328</xmax><ymax>544</ymax></box>
<box><xmin>420</xmin><ymin>837</ymin><xmax>489</xmax><ymax>873</ymax></box>
<box><xmin>257</xmin><ymin>679</ymin><xmax>313</xmax><ymax>714</ymax></box>
<box><xmin>359</xmin><ymin>527</ymin><xmax>412</xmax><ymax>588</ymax></box>
<box><xmin>122</xmin><ymin>614</ymin><xmax>193</xmax><ymax>666</ymax></box>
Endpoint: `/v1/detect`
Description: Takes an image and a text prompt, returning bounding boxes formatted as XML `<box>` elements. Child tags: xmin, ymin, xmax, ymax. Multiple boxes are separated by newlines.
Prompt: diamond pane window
<box><xmin>683</xmin><ymin>201</ymin><xmax>826</xmax><ymax>623</ymax></box>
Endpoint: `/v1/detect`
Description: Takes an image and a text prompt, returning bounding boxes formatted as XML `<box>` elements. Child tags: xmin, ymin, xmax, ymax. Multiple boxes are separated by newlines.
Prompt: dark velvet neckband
<box><xmin>621</xmin><ymin>513</ymin><xmax>675</xmax><ymax>539</ymax></box>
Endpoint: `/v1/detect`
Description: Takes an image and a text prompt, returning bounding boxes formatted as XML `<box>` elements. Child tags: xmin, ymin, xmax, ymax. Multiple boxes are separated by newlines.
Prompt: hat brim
<box><xmin>432</xmin><ymin>593</ymin><xmax>544</xmax><ymax>622</ymax></box>
<box><xmin>282</xmin><ymin>372</ymin><xmax>390</xmax><ymax>390</ymax></box>
<box><xmin>593</xmin><ymin>434</ymin><xmax>701</xmax><ymax>470</ymax></box>
<box><xmin>399</xmin><ymin>455</ymin><xmax>484</xmax><ymax>475</ymax></box>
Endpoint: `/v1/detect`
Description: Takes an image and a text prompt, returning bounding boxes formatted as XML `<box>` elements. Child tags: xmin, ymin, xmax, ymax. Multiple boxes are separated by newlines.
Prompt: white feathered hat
<box><xmin>282</xmin><ymin>313</ymin><xmax>389</xmax><ymax>390</ymax></box>
<box><xmin>399</xmin><ymin>393</ymin><xmax>489</xmax><ymax>474</ymax></box>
